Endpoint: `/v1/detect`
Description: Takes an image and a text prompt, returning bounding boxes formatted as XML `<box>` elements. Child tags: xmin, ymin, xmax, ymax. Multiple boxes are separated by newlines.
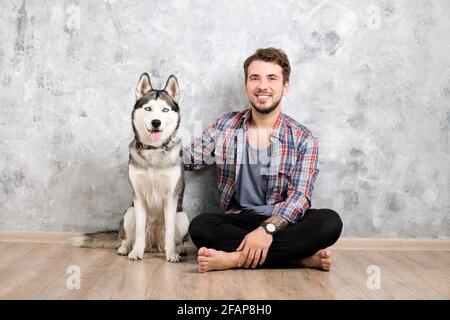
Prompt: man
<box><xmin>183</xmin><ymin>48</ymin><xmax>342</xmax><ymax>272</ymax></box>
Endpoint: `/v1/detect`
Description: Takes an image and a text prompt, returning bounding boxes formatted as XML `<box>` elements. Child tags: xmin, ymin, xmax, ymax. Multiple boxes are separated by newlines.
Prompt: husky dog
<box><xmin>73</xmin><ymin>73</ymin><xmax>189</xmax><ymax>262</ymax></box>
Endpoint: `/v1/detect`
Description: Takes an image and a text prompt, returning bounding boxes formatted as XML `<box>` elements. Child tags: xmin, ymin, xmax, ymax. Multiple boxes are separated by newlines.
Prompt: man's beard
<box><xmin>250</xmin><ymin>95</ymin><xmax>283</xmax><ymax>115</ymax></box>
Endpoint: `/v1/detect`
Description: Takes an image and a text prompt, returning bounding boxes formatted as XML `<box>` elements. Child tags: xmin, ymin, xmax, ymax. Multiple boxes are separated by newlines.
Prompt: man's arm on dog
<box><xmin>182</xmin><ymin>118</ymin><xmax>218</xmax><ymax>171</ymax></box>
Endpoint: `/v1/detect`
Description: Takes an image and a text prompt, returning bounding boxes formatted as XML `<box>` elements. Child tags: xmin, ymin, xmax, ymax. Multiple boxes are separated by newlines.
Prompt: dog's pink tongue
<box><xmin>150</xmin><ymin>131</ymin><xmax>161</xmax><ymax>142</ymax></box>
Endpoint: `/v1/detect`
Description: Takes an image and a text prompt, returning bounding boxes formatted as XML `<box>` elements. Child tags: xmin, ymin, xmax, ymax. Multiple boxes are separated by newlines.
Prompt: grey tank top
<box><xmin>228</xmin><ymin>142</ymin><xmax>274</xmax><ymax>216</ymax></box>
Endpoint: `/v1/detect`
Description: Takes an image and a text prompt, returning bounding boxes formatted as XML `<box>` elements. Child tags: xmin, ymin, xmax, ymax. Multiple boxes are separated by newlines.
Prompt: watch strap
<box><xmin>260</xmin><ymin>215</ymin><xmax>290</xmax><ymax>235</ymax></box>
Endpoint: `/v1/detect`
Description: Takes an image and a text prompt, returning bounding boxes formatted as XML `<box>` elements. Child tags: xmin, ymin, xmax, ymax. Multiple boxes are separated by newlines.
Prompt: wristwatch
<box><xmin>261</xmin><ymin>222</ymin><xmax>277</xmax><ymax>235</ymax></box>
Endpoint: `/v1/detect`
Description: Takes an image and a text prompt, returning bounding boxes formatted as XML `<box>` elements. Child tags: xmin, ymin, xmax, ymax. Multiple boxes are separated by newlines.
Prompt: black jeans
<box><xmin>188</xmin><ymin>209</ymin><xmax>343</xmax><ymax>267</ymax></box>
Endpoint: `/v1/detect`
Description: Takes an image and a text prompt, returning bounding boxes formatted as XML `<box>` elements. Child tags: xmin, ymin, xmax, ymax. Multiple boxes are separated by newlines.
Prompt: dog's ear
<box><xmin>163</xmin><ymin>75</ymin><xmax>180</xmax><ymax>104</ymax></box>
<box><xmin>136</xmin><ymin>73</ymin><xmax>152</xmax><ymax>101</ymax></box>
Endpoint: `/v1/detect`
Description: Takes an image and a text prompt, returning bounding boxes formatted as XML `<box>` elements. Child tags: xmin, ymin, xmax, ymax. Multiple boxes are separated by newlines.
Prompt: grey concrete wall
<box><xmin>1</xmin><ymin>0</ymin><xmax>448</xmax><ymax>237</ymax></box>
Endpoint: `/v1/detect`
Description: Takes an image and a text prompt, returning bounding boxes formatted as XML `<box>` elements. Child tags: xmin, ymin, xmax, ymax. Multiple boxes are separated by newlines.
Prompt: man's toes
<box><xmin>198</xmin><ymin>247</ymin><xmax>208</xmax><ymax>256</ymax></box>
<box><xmin>321</xmin><ymin>256</ymin><xmax>331</xmax><ymax>263</ymax></box>
<box><xmin>198</xmin><ymin>255</ymin><xmax>209</xmax><ymax>263</ymax></box>
<box><xmin>321</xmin><ymin>256</ymin><xmax>332</xmax><ymax>271</ymax></box>
<box><xmin>321</xmin><ymin>249</ymin><xmax>331</xmax><ymax>259</ymax></box>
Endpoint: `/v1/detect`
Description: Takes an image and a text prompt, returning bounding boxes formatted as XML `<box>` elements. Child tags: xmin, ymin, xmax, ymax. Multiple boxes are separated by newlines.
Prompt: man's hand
<box><xmin>236</xmin><ymin>226</ymin><xmax>273</xmax><ymax>269</ymax></box>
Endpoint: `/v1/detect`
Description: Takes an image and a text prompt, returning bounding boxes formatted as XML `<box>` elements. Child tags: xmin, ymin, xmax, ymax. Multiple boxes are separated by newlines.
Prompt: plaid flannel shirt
<box><xmin>182</xmin><ymin>109</ymin><xmax>319</xmax><ymax>224</ymax></box>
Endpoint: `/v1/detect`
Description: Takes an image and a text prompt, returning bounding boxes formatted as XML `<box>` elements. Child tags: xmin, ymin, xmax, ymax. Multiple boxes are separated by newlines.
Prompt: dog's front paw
<box><xmin>128</xmin><ymin>248</ymin><xmax>144</xmax><ymax>261</ymax></box>
<box><xmin>166</xmin><ymin>252</ymin><xmax>181</xmax><ymax>263</ymax></box>
<box><xmin>117</xmin><ymin>246</ymin><xmax>130</xmax><ymax>256</ymax></box>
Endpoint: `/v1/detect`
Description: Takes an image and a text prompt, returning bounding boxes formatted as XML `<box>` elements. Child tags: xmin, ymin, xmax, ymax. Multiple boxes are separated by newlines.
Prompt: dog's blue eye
<box><xmin>144</xmin><ymin>107</ymin><xmax>151</xmax><ymax>111</ymax></box>
<box><xmin>162</xmin><ymin>108</ymin><xmax>170</xmax><ymax>112</ymax></box>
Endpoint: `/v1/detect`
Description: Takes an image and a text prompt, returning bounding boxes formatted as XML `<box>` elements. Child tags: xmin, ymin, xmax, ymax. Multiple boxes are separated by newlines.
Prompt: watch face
<box><xmin>266</xmin><ymin>223</ymin><xmax>276</xmax><ymax>233</ymax></box>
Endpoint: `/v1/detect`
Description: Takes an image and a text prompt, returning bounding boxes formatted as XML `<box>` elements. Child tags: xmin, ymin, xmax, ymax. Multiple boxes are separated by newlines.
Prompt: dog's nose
<box><xmin>151</xmin><ymin>119</ymin><xmax>161</xmax><ymax>128</ymax></box>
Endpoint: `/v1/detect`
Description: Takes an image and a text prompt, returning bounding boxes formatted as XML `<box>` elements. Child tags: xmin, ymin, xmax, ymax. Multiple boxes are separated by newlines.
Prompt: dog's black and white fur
<box><xmin>73</xmin><ymin>74</ymin><xmax>189</xmax><ymax>263</ymax></box>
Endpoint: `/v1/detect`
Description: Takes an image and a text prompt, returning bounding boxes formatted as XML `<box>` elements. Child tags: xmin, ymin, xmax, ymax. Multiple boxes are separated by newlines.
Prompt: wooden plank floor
<box><xmin>0</xmin><ymin>235</ymin><xmax>449</xmax><ymax>299</ymax></box>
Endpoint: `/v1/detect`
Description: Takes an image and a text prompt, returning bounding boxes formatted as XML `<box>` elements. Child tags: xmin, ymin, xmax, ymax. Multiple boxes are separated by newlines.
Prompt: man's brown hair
<box><xmin>243</xmin><ymin>47</ymin><xmax>291</xmax><ymax>84</ymax></box>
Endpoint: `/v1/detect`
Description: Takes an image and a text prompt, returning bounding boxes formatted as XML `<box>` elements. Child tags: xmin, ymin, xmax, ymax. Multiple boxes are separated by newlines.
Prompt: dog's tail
<box><xmin>71</xmin><ymin>231</ymin><xmax>121</xmax><ymax>249</ymax></box>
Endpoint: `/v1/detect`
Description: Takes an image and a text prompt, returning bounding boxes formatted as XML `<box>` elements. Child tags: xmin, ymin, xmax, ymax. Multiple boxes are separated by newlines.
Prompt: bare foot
<box><xmin>197</xmin><ymin>247</ymin><xmax>240</xmax><ymax>273</ymax></box>
<box><xmin>297</xmin><ymin>249</ymin><xmax>332</xmax><ymax>271</ymax></box>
